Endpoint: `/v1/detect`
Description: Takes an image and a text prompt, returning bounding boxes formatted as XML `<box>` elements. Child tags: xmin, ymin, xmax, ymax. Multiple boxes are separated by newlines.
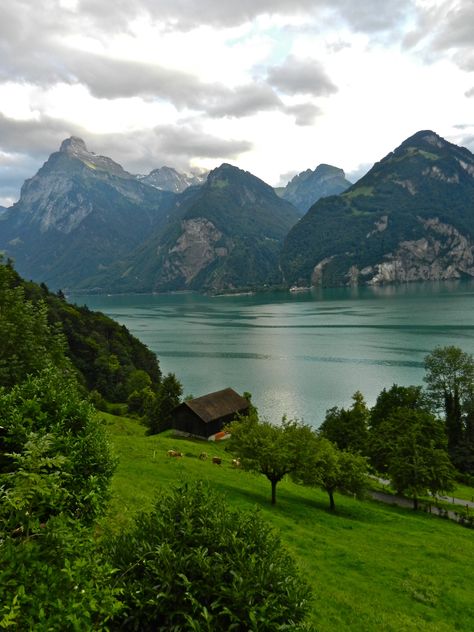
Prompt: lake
<box><xmin>77</xmin><ymin>280</ymin><xmax>474</xmax><ymax>426</ymax></box>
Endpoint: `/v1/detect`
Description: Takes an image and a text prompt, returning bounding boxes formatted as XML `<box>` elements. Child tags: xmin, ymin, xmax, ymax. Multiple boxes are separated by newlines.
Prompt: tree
<box><xmin>294</xmin><ymin>437</ymin><xmax>368</xmax><ymax>511</ymax></box>
<box><xmin>424</xmin><ymin>346</ymin><xmax>474</xmax><ymax>453</ymax></box>
<box><xmin>144</xmin><ymin>372</ymin><xmax>183</xmax><ymax>434</ymax></box>
<box><xmin>227</xmin><ymin>413</ymin><xmax>314</xmax><ymax>505</ymax></box>
<box><xmin>0</xmin><ymin>262</ymin><xmax>69</xmax><ymax>388</ymax></box>
<box><xmin>107</xmin><ymin>482</ymin><xmax>311</xmax><ymax>631</ymax></box>
<box><xmin>319</xmin><ymin>390</ymin><xmax>369</xmax><ymax>454</ymax></box>
<box><xmin>370</xmin><ymin>384</ymin><xmax>428</xmax><ymax>429</ymax></box>
<box><xmin>368</xmin><ymin>384</ymin><xmax>430</xmax><ymax>473</ymax></box>
<box><xmin>388</xmin><ymin>410</ymin><xmax>455</xmax><ymax>509</ymax></box>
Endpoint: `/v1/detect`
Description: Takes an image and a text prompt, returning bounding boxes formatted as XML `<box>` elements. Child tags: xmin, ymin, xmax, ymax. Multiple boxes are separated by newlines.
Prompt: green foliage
<box><xmin>281</xmin><ymin>131</ymin><xmax>474</xmax><ymax>287</ymax></box>
<box><xmin>0</xmin><ymin>366</ymin><xmax>116</xmax><ymax>528</ymax></box>
<box><xmin>386</xmin><ymin>409</ymin><xmax>455</xmax><ymax>509</ymax></box>
<box><xmin>103</xmin><ymin>414</ymin><xmax>474</xmax><ymax>632</ymax></box>
<box><xmin>227</xmin><ymin>413</ymin><xmax>314</xmax><ymax>504</ymax></box>
<box><xmin>143</xmin><ymin>372</ymin><xmax>183</xmax><ymax>434</ymax></box>
<box><xmin>0</xmin><ymin>516</ymin><xmax>121</xmax><ymax>630</ymax></box>
<box><xmin>107</xmin><ymin>482</ymin><xmax>311</xmax><ymax>631</ymax></box>
<box><xmin>0</xmin><ymin>259</ymin><xmax>162</xmax><ymax>402</ymax></box>
<box><xmin>293</xmin><ymin>437</ymin><xmax>368</xmax><ymax>510</ymax></box>
<box><xmin>424</xmin><ymin>346</ymin><xmax>474</xmax><ymax>461</ymax></box>
<box><xmin>320</xmin><ymin>390</ymin><xmax>369</xmax><ymax>453</ymax></box>
<box><xmin>0</xmin><ymin>261</ymin><xmax>69</xmax><ymax>388</ymax></box>
<box><xmin>369</xmin><ymin>384</ymin><xmax>430</xmax><ymax>472</ymax></box>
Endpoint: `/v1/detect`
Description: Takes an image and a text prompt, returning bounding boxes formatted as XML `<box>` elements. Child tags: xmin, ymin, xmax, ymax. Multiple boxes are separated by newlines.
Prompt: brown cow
<box><xmin>212</xmin><ymin>456</ymin><xmax>222</xmax><ymax>465</ymax></box>
<box><xmin>167</xmin><ymin>449</ymin><xmax>183</xmax><ymax>457</ymax></box>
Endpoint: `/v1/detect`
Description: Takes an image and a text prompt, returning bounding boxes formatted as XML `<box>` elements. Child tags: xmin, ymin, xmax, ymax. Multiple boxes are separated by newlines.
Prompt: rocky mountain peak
<box><xmin>60</xmin><ymin>136</ymin><xmax>89</xmax><ymax>155</ymax></box>
<box><xmin>55</xmin><ymin>137</ymin><xmax>130</xmax><ymax>178</ymax></box>
<box><xmin>140</xmin><ymin>165</ymin><xmax>207</xmax><ymax>193</ymax></box>
<box><xmin>280</xmin><ymin>163</ymin><xmax>352</xmax><ymax>213</ymax></box>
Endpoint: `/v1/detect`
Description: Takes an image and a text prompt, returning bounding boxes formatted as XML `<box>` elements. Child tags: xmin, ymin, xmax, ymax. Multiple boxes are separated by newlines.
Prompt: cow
<box><xmin>212</xmin><ymin>456</ymin><xmax>222</xmax><ymax>465</ymax></box>
<box><xmin>232</xmin><ymin>458</ymin><xmax>241</xmax><ymax>468</ymax></box>
<box><xmin>167</xmin><ymin>449</ymin><xmax>183</xmax><ymax>457</ymax></box>
<box><xmin>199</xmin><ymin>452</ymin><xmax>208</xmax><ymax>460</ymax></box>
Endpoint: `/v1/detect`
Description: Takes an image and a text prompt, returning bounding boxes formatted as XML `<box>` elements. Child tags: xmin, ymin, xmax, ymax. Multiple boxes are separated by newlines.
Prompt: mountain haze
<box><xmin>139</xmin><ymin>166</ymin><xmax>208</xmax><ymax>193</ymax></box>
<box><xmin>279</xmin><ymin>164</ymin><xmax>352</xmax><ymax>213</ymax></box>
<box><xmin>281</xmin><ymin>131</ymin><xmax>474</xmax><ymax>287</ymax></box>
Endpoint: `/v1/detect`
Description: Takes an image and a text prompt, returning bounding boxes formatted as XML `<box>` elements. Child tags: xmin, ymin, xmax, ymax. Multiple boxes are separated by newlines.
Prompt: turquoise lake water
<box><xmin>78</xmin><ymin>280</ymin><xmax>474</xmax><ymax>426</ymax></box>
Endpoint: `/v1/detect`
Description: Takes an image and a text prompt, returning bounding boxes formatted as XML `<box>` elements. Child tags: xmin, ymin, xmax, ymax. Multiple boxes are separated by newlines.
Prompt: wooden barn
<box><xmin>171</xmin><ymin>388</ymin><xmax>250</xmax><ymax>439</ymax></box>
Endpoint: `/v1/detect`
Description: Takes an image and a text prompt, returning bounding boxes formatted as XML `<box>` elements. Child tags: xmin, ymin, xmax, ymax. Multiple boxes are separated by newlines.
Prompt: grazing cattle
<box><xmin>232</xmin><ymin>458</ymin><xmax>241</xmax><ymax>468</ymax></box>
<box><xmin>212</xmin><ymin>456</ymin><xmax>222</xmax><ymax>465</ymax></box>
<box><xmin>167</xmin><ymin>449</ymin><xmax>183</xmax><ymax>457</ymax></box>
<box><xmin>199</xmin><ymin>452</ymin><xmax>208</xmax><ymax>460</ymax></box>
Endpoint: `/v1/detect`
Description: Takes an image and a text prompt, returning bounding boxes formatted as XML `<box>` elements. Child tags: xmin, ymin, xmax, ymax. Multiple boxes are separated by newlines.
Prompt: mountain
<box><xmin>94</xmin><ymin>163</ymin><xmax>301</xmax><ymax>293</ymax></box>
<box><xmin>281</xmin><ymin>131</ymin><xmax>474</xmax><ymax>287</ymax></box>
<box><xmin>139</xmin><ymin>166</ymin><xmax>208</xmax><ymax>193</ymax></box>
<box><xmin>0</xmin><ymin>138</ymin><xmax>176</xmax><ymax>290</ymax></box>
<box><xmin>279</xmin><ymin>164</ymin><xmax>352</xmax><ymax>213</ymax></box>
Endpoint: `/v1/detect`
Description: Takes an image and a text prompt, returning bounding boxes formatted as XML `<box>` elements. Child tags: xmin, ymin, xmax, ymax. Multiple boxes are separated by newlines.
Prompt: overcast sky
<box><xmin>0</xmin><ymin>0</ymin><xmax>473</xmax><ymax>205</ymax></box>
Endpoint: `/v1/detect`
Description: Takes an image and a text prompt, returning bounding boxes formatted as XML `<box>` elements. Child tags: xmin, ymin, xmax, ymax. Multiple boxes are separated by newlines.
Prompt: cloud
<box><xmin>404</xmin><ymin>1</ymin><xmax>474</xmax><ymax>71</ymax></box>
<box><xmin>276</xmin><ymin>169</ymin><xmax>299</xmax><ymax>187</ymax></box>
<box><xmin>284</xmin><ymin>102</ymin><xmax>322</xmax><ymax>126</ymax></box>
<box><xmin>267</xmin><ymin>56</ymin><xmax>338</xmax><ymax>96</ymax></box>
<box><xmin>0</xmin><ymin>113</ymin><xmax>253</xmax><ymax>200</ymax></box>
<box><xmin>465</xmin><ymin>88</ymin><xmax>474</xmax><ymax>99</ymax></box>
<box><xmin>206</xmin><ymin>83</ymin><xmax>283</xmax><ymax>118</ymax></box>
<box><xmin>77</xmin><ymin>0</ymin><xmax>414</xmax><ymax>32</ymax></box>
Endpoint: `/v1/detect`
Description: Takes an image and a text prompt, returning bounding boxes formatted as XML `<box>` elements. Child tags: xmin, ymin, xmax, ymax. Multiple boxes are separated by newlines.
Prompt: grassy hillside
<box><xmin>103</xmin><ymin>413</ymin><xmax>474</xmax><ymax>632</ymax></box>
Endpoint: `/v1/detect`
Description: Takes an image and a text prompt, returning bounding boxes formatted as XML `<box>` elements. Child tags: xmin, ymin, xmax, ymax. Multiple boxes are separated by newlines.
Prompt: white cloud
<box><xmin>0</xmin><ymin>0</ymin><xmax>472</xmax><ymax>202</ymax></box>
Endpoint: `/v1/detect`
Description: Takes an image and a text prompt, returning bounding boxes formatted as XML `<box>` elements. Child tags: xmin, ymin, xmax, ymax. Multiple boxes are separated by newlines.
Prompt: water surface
<box><xmin>77</xmin><ymin>281</ymin><xmax>474</xmax><ymax>426</ymax></box>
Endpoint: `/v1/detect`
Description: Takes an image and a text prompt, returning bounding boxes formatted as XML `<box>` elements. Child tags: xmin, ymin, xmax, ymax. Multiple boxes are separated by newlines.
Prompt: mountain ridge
<box><xmin>281</xmin><ymin>130</ymin><xmax>474</xmax><ymax>287</ymax></box>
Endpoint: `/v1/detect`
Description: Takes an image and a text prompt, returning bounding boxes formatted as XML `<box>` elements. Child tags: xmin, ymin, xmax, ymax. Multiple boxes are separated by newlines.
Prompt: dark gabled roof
<box><xmin>178</xmin><ymin>388</ymin><xmax>249</xmax><ymax>424</ymax></box>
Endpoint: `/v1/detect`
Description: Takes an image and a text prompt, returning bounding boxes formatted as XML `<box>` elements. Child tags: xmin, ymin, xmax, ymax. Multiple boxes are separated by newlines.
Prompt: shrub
<box><xmin>108</xmin><ymin>482</ymin><xmax>311</xmax><ymax>631</ymax></box>
<box><xmin>0</xmin><ymin>516</ymin><xmax>121</xmax><ymax>630</ymax></box>
<box><xmin>0</xmin><ymin>365</ymin><xmax>116</xmax><ymax>528</ymax></box>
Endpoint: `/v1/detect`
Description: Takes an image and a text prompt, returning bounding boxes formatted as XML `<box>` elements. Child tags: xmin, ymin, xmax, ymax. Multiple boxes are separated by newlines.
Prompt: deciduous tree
<box><xmin>227</xmin><ymin>414</ymin><xmax>314</xmax><ymax>505</ymax></box>
<box><xmin>294</xmin><ymin>437</ymin><xmax>368</xmax><ymax>510</ymax></box>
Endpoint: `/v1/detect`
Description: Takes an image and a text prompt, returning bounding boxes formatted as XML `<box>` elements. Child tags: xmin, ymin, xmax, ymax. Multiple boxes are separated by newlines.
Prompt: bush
<box><xmin>108</xmin><ymin>482</ymin><xmax>311</xmax><ymax>631</ymax></box>
<box><xmin>0</xmin><ymin>365</ymin><xmax>116</xmax><ymax>528</ymax></box>
<box><xmin>0</xmin><ymin>516</ymin><xmax>121</xmax><ymax>630</ymax></box>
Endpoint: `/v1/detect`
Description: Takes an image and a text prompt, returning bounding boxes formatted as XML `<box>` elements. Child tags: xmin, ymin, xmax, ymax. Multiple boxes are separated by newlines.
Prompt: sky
<box><xmin>0</xmin><ymin>0</ymin><xmax>473</xmax><ymax>206</ymax></box>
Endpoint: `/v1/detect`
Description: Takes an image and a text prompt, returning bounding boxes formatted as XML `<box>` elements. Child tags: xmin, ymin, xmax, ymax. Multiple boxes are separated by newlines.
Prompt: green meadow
<box><xmin>102</xmin><ymin>413</ymin><xmax>474</xmax><ymax>632</ymax></box>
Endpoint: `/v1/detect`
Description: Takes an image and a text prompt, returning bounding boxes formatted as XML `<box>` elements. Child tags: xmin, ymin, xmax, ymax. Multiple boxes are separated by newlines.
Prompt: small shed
<box><xmin>171</xmin><ymin>388</ymin><xmax>250</xmax><ymax>439</ymax></box>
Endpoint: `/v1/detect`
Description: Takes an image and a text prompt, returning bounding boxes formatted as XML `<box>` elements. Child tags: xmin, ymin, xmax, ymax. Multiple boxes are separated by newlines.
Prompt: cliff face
<box><xmin>95</xmin><ymin>163</ymin><xmax>301</xmax><ymax>293</ymax></box>
<box><xmin>0</xmin><ymin>138</ymin><xmax>175</xmax><ymax>289</ymax></box>
<box><xmin>281</xmin><ymin>131</ymin><xmax>474</xmax><ymax>288</ymax></box>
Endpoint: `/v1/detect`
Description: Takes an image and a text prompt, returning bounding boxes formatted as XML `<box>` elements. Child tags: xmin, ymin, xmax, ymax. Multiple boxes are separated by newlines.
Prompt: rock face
<box><xmin>0</xmin><ymin>138</ymin><xmax>175</xmax><ymax>289</ymax></box>
<box><xmin>139</xmin><ymin>166</ymin><xmax>208</xmax><ymax>193</ymax></box>
<box><xmin>281</xmin><ymin>130</ymin><xmax>474</xmax><ymax>287</ymax></box>
<box><xmin>279</xmin><ymin>164</ymin><xmax>351</xmax><ymax>213</ymax></box>
<box><xmin>98</xmin><ymin>163</ymin><xmax>301</xmax><ymax>293</ymax></box>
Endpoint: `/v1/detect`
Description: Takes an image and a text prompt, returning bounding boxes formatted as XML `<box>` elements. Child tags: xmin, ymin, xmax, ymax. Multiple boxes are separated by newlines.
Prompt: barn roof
<box><xmin>179</xmin><ymin>388</ymin><xmax>249</xmax><ymax>423</ymax></box>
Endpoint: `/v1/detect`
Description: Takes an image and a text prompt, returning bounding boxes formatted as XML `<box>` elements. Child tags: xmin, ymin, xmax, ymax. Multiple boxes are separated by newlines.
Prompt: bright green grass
<box><xmin>102</xmin><ymin>413</ymin><xmax>474</xmax><ymax>632</ymax></box>
<box><xmin>452</xmin><ymin>483</ymin><xmax>474</xmax><ymax>503</ymax></box>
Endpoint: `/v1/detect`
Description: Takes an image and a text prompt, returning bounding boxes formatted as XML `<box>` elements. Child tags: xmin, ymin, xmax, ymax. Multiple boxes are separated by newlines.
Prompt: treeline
<box><xmin>319</xmin><ymin>346</ymin><xmax>474</xmax><ymax>486</ymax></box>
<box><xmin>227</xmin><ymin>346</ymin><xmax>474</xmax><ymax>513</ymax></box>
<box><xmin>0</xmin><ymin>258</ymin><xmax>183</xmax><ymax>428</ymax></box>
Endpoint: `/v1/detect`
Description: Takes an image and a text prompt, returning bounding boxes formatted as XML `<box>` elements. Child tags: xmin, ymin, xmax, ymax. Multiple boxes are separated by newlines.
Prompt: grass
<box><xmin>101</xmin><ymin>413</ymin><xmax>474</xmax><ymax>632</ymax></box>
